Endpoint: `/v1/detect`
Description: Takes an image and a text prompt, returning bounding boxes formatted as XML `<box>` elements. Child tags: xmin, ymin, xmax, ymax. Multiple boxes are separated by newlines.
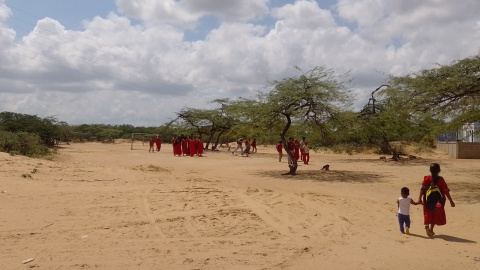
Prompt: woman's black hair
<box><xmin>430</xmin><ymin>163</ymin><xmax>441</xmax><ymax>185</ymax></box>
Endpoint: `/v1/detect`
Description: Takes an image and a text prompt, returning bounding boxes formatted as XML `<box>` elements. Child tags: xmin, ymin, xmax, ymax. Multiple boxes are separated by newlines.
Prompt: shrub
<box><xmin>0</xmin><ymin>131</ymin><xmax>51</xmax><ymax>157</ymax></box>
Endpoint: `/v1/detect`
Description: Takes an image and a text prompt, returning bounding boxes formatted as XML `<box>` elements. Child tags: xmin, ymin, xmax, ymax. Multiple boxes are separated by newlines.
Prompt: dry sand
<box><xmin>1</xmin><ymin>141</ymin><xmax>479</xmax><ymax>269</ymax></box>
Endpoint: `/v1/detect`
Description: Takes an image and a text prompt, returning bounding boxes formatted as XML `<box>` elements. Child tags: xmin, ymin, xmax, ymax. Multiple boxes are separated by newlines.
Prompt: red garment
<box><xmin>181</xmin><ymin>139</ymin><xmax>188</xmax><ymax>156</ymax></box>
<box><xmin>293</xmin><ymin>142</ymin><xmax>300</xmax><ymax>161</ymax></box>
<box><xmin>149</xmin><ymin>139</ymin><xmax>154</xmax><ymax>147</ymax></box>
<box><xmin>196</xmin><ymin>139</ymin><xmax>204</xmax><ymax>155</ymax></box>
<box><xmin>303</xmin><ymin>153</ymin><xmax>310</xmax><ymax>164</ymax></box>
<box><xmin>155</xmin><ymin>137</ymin><xmax>161</xmax><ymax>151</ymax></box>
<box><xmin>421</xmin><ymin>175</ymin><xmax>450</xmax><ymax>226</ymax></box>
<box><xmin>189</xmin><ymin>139</ymin><xmax>196</xmax><ymax>156</ymax></box>
<box><xmin>276</xmin><ymin>143</ymin><xmax>283</xmax><ymax>153</ymax></box>
<box><xmin>173</xmin><ymin>139</ymin><xmax>182</xmax><ymax>156</ymax></box>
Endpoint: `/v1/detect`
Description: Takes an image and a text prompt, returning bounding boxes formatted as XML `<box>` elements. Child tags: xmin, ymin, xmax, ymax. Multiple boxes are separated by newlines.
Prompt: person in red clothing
<box><xmin>302</xmin><ymin>141</ymin><xmax>310</xmax><ymax>165</ymax></box>
<box><xmin>244</xmin><ymin>138</ymin><xmax>251</xmax><ymax>154</ymax></box>
<box><xmin>417</xmin><ymin>163</ymin><xmax>455</xmax><ymax>238</ymax></box>
<box><xmin>276</xmin><ymin>141</ymin><xmax>283</xmax><ymax>162</ymax></box>
<box><xmin>196</xmin><ymin>138</ymin><xmax>204</xmax><ymax>157</ymax></box>
<box><xmin>173</xmin><ymin>137</ymin><xmax>182</xmax><ymax>156</ymax></box>
<box><xmin>149</xmin><ymin>137</ymin><xmax>155</xmax><ymax>153</ymax></box>
<box><xmin>189</xmin><ymin>136</ymin><xmax>197</xmax><ymax>157</ymax></box>
<box><xmin>299</xmin><ymin>137</ymin><xmax>306</xmax><ymax>161</ymax></box>
<box><xmin>155</xmin><ymin>135</ymin><xmax>162</xmax><ymax>152</ymax></box>
<box><xmin>293</xmin><ymin>139</ymin><xmax>300</xmax><ymax>161</ymax></box>
<box><xmin>181</xmin><ymin>135</ymin><xmax>188</xmax><ymax>156</ymax></box>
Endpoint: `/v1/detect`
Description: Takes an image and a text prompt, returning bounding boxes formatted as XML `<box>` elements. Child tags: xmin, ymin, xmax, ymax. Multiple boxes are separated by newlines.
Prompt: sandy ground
<box><xmin>1</xmin><ymin>141</ymin><xmax>479</xmax><ymax>270</ymax></box>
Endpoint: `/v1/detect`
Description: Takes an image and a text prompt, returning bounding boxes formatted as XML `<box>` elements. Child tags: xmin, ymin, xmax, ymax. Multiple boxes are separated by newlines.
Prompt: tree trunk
<box><xmin>213</xmin><ymin>130</ymin><xmax>226</xmax><ymax>150</ymax></box>
<box><xmin>280</xmin><ymin>113</ymin><xmax>297</xmax><ymax>175</ymax></box>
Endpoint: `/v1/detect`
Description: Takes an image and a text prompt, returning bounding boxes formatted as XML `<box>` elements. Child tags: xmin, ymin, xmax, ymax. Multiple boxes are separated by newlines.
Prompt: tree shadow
<box><xmin>257</xmin><ymin>169</ymin><xmax>384</xmax><ymax>183</ymax></box>
<box><xmin>435</xmin><ymin>234</ymin><xmax>477</xmax><ymax>243</ymax></box>
<box><xmin>335</xmin><ymin>157</ymin><xmax>432</xmax><ymax>167</ymax></box>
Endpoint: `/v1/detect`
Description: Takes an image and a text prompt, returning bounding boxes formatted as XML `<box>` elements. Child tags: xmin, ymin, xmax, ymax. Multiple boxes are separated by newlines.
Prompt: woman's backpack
<box><xmin>425</xmin><ymin>184</ymin><xmax>443</xmax><ymax>211</ymax></box>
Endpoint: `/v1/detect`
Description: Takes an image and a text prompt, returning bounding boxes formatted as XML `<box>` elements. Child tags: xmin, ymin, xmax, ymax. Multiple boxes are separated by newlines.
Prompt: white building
<box><xmin>458</xmin><ymin>122</ymin><xmax>480</xmax><ymax>142</ymax></box>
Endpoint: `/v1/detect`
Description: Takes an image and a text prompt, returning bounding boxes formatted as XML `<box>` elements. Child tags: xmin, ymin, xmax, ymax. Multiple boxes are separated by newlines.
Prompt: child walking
<box><xmin>397</xmin><ymin>187</ymin><xmax>417</xmax><ymax>234</ymax></box>
<box><xmin>302</xmin><ymin>142</ymin><xmax>310</xmax><ymax>164</ymax></box>
<box><xmin>276</xmin><ymin>141</ymin><xmax>283</xmax><ymax>162</ymax></box>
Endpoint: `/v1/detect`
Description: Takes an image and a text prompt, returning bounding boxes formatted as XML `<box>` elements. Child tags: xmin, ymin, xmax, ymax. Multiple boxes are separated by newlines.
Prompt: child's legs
<box><xmin>404</xmin><ymin>215</ymin><xmax>411</xmax><ymax>228</ymax></box>
<box><xmin>398</xmin><ymin>214</ymin><xmax>409</xmax><ymax>232</ymax></box>
<box><xmin>305</xmin><ymin>153</ymin><xmax>310</xmax><ymax>163</ymax></box>
<box><xmin>233</xmin><ymin>145</ymin><xmax>241</xmax><ymax>153</ymax></box>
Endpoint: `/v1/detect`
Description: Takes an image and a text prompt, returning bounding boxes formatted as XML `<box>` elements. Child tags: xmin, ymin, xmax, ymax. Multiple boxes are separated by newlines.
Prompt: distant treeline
<box><xmin>3</xmin><ymin>54</ymin><xmax>480</xmax><ymax>158</ymax></box>
<box><xmin>0</xmin><ymin>112</ymin><xmax>163</xmax><ymax>157</ymax></box>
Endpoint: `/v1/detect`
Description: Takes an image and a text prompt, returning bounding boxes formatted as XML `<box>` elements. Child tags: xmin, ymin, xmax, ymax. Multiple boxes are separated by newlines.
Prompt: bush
<box><xmin>0</xmin><ymin>131</ymin><xmax>51</xmax><ymax>157</ymax></box>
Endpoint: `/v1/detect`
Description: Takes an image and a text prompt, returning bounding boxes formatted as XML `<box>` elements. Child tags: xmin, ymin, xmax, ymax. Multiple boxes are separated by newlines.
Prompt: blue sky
<box><xmin>6</xmin><ymin>0</ymin><xmax>115</xmax><ymax>34</ymax></box>
<box><xmin>1</xmin><ymin>0</ymin><xmax>480</xmax><ymax>126</ymax></box>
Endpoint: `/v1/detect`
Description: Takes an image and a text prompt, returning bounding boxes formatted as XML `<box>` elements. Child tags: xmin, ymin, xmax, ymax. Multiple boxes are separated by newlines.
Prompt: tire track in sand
<box><xmin>140</xmin><ymin>189</ymin><xmax>165</xmax><ymax>237</ymax></box>
<box><xmin>236</xmin><ymin>190</ymin><xmax>293</xmax><ymax>237</ymax></box>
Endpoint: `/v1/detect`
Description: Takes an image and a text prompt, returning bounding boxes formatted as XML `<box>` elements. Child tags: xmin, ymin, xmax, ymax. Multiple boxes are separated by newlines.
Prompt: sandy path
<box><xmin>1</xmin><ymin>142</ymin><xmax>479</xmax><ymax>269</ymax></box>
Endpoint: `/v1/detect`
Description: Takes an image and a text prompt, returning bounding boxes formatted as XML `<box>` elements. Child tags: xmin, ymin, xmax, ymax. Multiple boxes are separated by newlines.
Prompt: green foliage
<box><xmin>0</xmin><ymin>131</ymin><xmax>51</xmax><ymax>157</ymax></box>
<box><xmin>387</xmin><ymin>53</ymin><xmax>480</xmax><ymax>131</ymax></box>
<box><xmin>244</xmin><ymin>66</ymin><xmax>353</xmax><ymax>173</ymax></box>
<box><xmin>261</xmin><ymin>66</ymin><xmax>352</xmax><ymax>145</ymax></box>
<box><xmin>0</xmin><ymin>112</ymin><xmax>59</xmax><ymax>146</ymax></box>
<box><xmin>172</xmin><ymin>99</ymin><xmax>238</xmax><ymax>149</ymax></box>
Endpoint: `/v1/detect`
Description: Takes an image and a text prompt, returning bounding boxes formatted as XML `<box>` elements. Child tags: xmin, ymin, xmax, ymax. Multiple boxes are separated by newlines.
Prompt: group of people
<box><xmin>276</xmin><ymin>137</ymin><xmax>310</xmax><ymax>164</ymax></box>
<box><xmin>171</xmin><ymin>135</ymin><xmax>204</xmax><ymax>157</ymax></box>
<box><xmin>397</xmin><ymin>163</ymin><xmax>455</xmax><ymax>238</ymax></box>
<box><xmin>231</xmin><ymin>137</ymin><xmax>257</xmax><ymax>155</ymax></box>
<box><xmin>148</xmin><ymin>135</ymin><xmax>162</xmax><ymax>153</ymax></box>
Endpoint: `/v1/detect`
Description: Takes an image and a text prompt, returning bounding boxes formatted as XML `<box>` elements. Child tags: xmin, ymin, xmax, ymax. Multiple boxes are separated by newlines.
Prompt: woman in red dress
<box><xmin>189</xmin><ymin>137</ymin><xmax>197</xmax><ymax>157</ymax></box>
<box><xmin>181</xmin><ymin>136</ymin><xmax>188</xmax><ymax>156</ymax></box>
<box><xmin>417</xmin><ymin>163</ymin><xmax>455</xmax><ymax>238</ymax></box>
<box><xmin>196</xmin><ymin>138</ymin><xmax>204</xmax><ymax>156</ymax></box>
<box><xmin>293</xmin><ymin>139</ymin><xmax>300</xmax><ymax>161</ymax></box>
<box><xmin>173</xmin><ymin>137</ymin><xmax>182</xmax><ymax>156</ymax></box>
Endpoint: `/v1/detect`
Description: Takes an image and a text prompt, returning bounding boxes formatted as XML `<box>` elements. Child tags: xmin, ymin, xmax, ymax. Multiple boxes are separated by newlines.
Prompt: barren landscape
<box><xmin>1</xmin><ymin>142</ymin><xmax>479</xmax><ymax>269</ymax></box>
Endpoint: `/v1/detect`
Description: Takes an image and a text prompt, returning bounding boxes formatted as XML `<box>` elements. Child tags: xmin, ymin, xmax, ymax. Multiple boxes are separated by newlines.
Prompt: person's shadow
<box><xmin>435</xmin><ymin>234</ymin><xmax>477</xmax><ymax>243</ymax></box>
<box><xmin>405</xmin><ymin>233</ymin><xmax>476</xmax><ymax>243</ymax></box>
<box><xmin>406</xmin><ymin>233</ymin><xmax>430</xmax><ymax>239</ymax></box>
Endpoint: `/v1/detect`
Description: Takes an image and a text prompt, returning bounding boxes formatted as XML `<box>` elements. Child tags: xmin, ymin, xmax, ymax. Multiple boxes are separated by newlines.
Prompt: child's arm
<box><xmin>396</xmin><ymin>199</ymin><xmax>399</xmax><ymax>209</ymax></box>
<box><xmin>410</xmin><ymin>198</ymin><xmax>418</xmax><ymax>205</ymax></box>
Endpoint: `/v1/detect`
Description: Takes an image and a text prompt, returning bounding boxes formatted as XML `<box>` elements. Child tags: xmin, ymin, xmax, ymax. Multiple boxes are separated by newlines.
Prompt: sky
<box><xmin>1</xmin><ymin>0</ymin><xmax>479</xmax><ymax>126</ymax></box>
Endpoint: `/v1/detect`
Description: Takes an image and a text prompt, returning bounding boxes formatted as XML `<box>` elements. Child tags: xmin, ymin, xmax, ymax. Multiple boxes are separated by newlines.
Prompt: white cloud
<box><xmin>1</xmin><ymin>0</ymin><xmax>480</xmax><ymax>124</ymax></box>
<box><xmin>115</xmin><ymin>0</ymin><xmax>269</xmax><ymax>27</ymax></box>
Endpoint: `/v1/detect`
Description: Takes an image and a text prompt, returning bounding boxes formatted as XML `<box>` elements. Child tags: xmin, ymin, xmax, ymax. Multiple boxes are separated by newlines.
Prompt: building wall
<box><xmin>437</xmin><ymin>142</ymin><xmax>480</xmax><ymax>159</ymax></box>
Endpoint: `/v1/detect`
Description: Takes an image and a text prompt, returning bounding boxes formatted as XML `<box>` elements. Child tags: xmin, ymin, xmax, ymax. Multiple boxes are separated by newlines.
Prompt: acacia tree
<box><xmin>386</xmin><ymin>54</ymin><xmax>480</xmax><ymax>134</ymax></box>
<box><xmin>255</xmin><ymin>66</ymin><xmax>352</xmax><ymax>175</ymax></box>
<box><xmin>175</xmin><ymin>100</ymin><xmax>237</xmax><ymax>149</ymax></box>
